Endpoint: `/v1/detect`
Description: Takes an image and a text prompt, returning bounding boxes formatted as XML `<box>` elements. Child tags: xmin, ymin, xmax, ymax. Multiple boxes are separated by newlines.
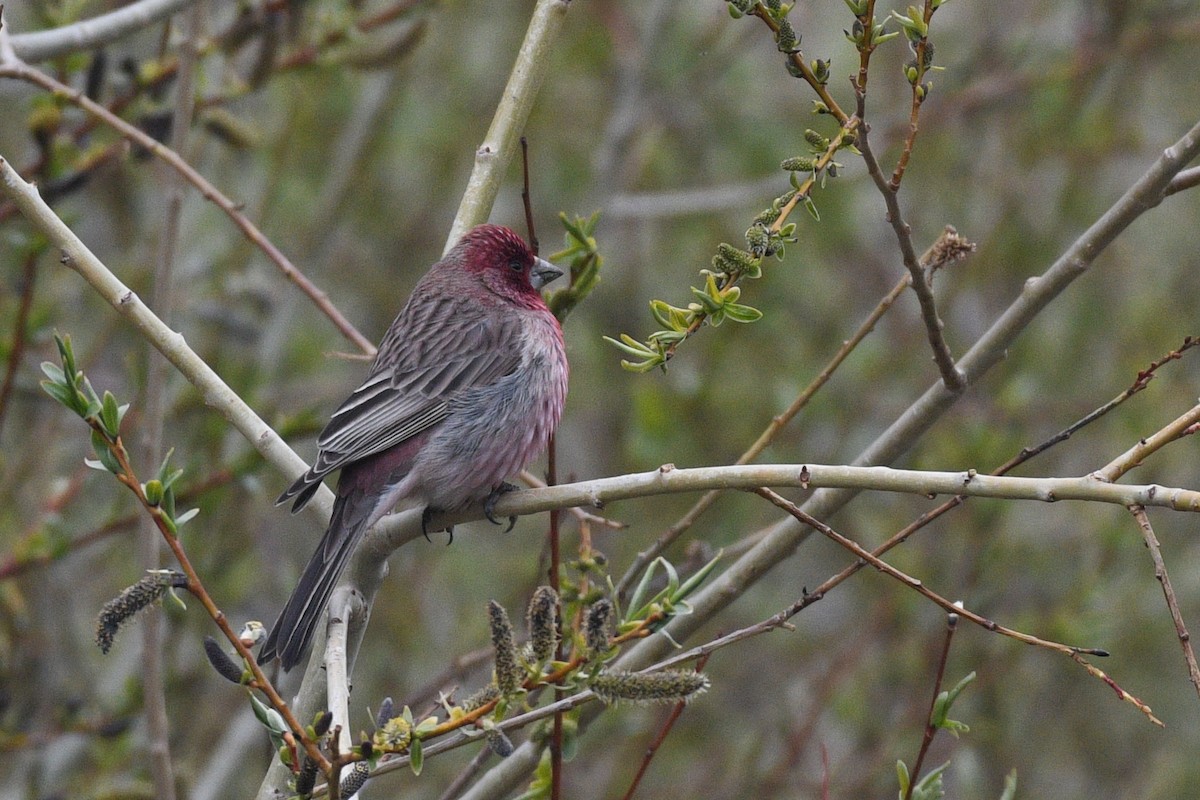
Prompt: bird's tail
<box><xmin>259</xmin><ymin>488</ymin><xmax>377</xmax><ymax>671</ymax></box>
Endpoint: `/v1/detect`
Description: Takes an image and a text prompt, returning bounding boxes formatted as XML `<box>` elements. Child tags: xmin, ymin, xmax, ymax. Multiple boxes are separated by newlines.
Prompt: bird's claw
<box><xmin>484</xmin><ymin>482</ymin><xmax>519</xmax><ymax>533</ymax></box>
<box><xmin>421</xmin><ymin>506</ymin><xmax>454</xmax><ymax>545</ymax></box>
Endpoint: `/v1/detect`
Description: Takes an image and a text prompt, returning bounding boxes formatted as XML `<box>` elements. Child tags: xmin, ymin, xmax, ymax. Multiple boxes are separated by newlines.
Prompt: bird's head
<box><xmin>457</xmin><ymin>224</ymin><xmax>564</xmax><ymax>307</ymax></box>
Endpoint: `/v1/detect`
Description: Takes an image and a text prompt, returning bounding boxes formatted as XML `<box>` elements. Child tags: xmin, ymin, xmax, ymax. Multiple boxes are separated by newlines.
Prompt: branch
<box><xmin>0</xmin><ymin>60</ymin><xmax>376</xmax><ymax>355</ymax></box>
<box><xmin>1095</xmin><ymin>400</ymin><xmax>1200</xmax><ymax>482</ymax></box>
<box><xmin>584</xmin><ymin>116</ymin><xmax>1200</xmax><ymax>788</ymax></box>
<box><xmin>856</xmin><ymin>90</ymin><xmax>964</xmax><ymax>390</ymax></box>
<box><xmin>7</xmin><ymin>0</ymin><xmax>198</xmax><ymax>62</ymax></box>
<box><xmin>444</xmin><ymin>0</ymin><xmax>572</xmax><ymax>250</ymax></box>
<box><xmin>615</xmin><ymin>226</ymin><xmax>974</xmax><ymax>599</ymax></box>
<box><xmin>0</xmin><ymin>153</ymin><xmax>333</xmax><ymax>524</ymax></box>
<box><xmin>1128</xmin><ymin>505</ymin><xmax>1200</xmax><ymax>699</ymax></box>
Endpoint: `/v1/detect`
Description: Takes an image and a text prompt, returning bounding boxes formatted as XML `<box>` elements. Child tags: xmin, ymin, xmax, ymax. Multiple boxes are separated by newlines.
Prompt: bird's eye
<box><xmin>509</xmin><ymin>258</ymin><xmax>524</xmax><ymax>272</ymax></box>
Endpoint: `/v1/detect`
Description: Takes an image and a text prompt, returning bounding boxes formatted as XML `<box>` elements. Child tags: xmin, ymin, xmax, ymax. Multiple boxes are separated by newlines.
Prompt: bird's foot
<box><xmin>421</xmin><ymin>506</ymin><xmax>454</xmax><ymax>545</ymax></box>
<box><xmin>484</xmin><ymin>482</ymin><xmax>519</xmax><ymax>533</ymax></box>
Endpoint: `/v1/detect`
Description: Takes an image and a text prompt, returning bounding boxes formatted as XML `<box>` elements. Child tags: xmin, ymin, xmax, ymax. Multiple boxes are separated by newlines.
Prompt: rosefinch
<box><xmin>260</xmin><ymin>224</ymin><xmax>568</xmax><ymax>670</ymax></box>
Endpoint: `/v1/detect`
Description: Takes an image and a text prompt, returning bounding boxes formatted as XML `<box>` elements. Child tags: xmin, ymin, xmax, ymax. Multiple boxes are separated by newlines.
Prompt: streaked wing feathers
<box><xmin>279</xmin><ymin>296</ymin><xmax>524</xmax><ymax>508</ymax></box>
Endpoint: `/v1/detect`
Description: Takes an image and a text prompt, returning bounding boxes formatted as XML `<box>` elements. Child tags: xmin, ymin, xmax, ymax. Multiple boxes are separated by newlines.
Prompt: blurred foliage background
<box><xmin>1</xmin><ymin>0</ymin><xmax>1199</xmax><ymax>798</ymax></box>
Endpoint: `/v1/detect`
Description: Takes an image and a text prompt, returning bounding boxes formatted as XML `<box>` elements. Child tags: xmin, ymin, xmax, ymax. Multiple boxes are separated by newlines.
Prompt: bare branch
<box><xmin>1129</xmin><ymin>505</ymin><xmax>1200</xmax><ymax>699</ymax></box>
<box><xmin>8</xmin><ymin>0</ymin><xmax>197</xmax><ymax>62</ymax></box>
<box><xmin>445</xmin><ymin>0</ymin><xmax>572</xmax><ymax>249</ymax></box>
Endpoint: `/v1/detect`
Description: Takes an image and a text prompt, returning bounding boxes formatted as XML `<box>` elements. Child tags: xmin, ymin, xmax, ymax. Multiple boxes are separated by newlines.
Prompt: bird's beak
<box><xmin>530</xmin><ymin>257</ymin><xmax>564</xmax><ymax>290</ymax></box>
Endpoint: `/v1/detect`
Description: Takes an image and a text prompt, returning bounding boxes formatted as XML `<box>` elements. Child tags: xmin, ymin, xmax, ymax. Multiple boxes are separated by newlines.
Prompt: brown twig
<box><xmin>547</xmin><ymin>433</ymin><xmax>563</xmax><ymax>800</ymax></box>
<box><xmin>616</xmin><ymin>227</ymin><xmax>974</xmax><ymax>600</ymax></box>
<box><xmin>905</xmin><ymin>611</ymin><xmax>958</xmax><ymax>800</ymax></box>
<box><xmin>752</xmin><ymin>487</ymin><xmax>1162</xmax><ymax>725</ymax></box>
<box><xmin>658</xmin><ymin>116</ymin><xmax>860</xmax><ymax>365</ymax></box>
<box><xmin>746</xmin><ymin>3</ymin><xmax>848</xmax><ymax>124</ymax></box>
<box><xmin>889</xmin><ymin>0</ymin><xmax>936</xmax><ymax>190</ymax></box>
<box><xmin>855</xmin><ymin>89</ymin><xmax>964</xmax><ymax>390</ymax></box>
<box><xmin>1129</xmin><ymin>505</ymin><xmax>1200</xmax><ymax>699</ymax></box>
<box><xmin>1096</xmin><ymin>399</ymin><xmax>1200</xmax><ymax>482</ymax></box>
<box><xmin>95</xmin><ymin>426</ymin><xmax>331</xmax><ymax>772</ymax></box>
<box><xmin>0</xmin><ymin>59</ymin><xmax>375</xmax><ymax>356</ymax></box>
<box><xmin>0</xmin><ymin>249</ymin><xmax>37</xmax><ymax>435</ymax></box>
<box><xmin>618</xmin><ymin>652</ymin><xmax>711</xmax><ymax>800</ymax></box>
<box><xmin>1000</xmin><ymin>336</ymin><xmax>1198</xmax><ymax>472</ymax></box>
<box><xmin>853</xmin><ymin>0</ymin><xmax>880</xmax><ymax>95</ymax></box>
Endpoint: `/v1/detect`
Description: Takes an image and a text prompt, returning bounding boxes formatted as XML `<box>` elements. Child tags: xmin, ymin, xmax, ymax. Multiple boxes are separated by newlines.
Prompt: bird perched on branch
<box><xmin>260</xmin><ymin>224</ymin><xmax>568</xmax><ymax>671</ymax></box>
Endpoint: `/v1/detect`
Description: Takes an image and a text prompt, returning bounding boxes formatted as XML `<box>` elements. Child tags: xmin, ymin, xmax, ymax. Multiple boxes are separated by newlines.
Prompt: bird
<box><xmin>259</xmin><ymin>224</ymin><xmax>568</xmax><ymax>671</ymax></box>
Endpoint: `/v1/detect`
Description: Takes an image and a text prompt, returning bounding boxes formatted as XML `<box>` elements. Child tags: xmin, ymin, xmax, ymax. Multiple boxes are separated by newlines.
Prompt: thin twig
<box><xmin>853</xmin><ymin>0</ymin><xmax>879</xmax><ymax>95</ymax></box>
<box><xmin>139</xmin><ymin>5</ymin><xmax>201</xmax><ymax>794</ymax></box>
<box><xmin>445</xmin><ymin>0</ymin><xmax>572</xmax><ymax>249</ymax></box>
<box><xmin>0</xmin><ymin>60</ymin><xmax>375</xmax><ymax>355</ymax></box>
<box><xmin>1129</xmin><ymin>505</ymin><xmax>1200</xmax><ymax>699</ymax></box>
<box><xmin>905</xmin><ymin>611</ymin><xmax>958</xmax><ymax>800</ymax></box>
<box><xmin>1095</xmin><ymin>400</ymin><xmax>1200</xmax><ymax>482</ymax></box>
<box><xmin>8</xmin><ymin>0</ymin><xmax>198</xmax><ymax>61</ymax></box>
<box><xmin>746</xmin><ymin>3</ymin><xmax>848</xmax><ymax>124</ymax></box>
<box><xmin>855</xmin><ymin>88</ymin><xmax>964</xmax><ymax>391</ymax></box>
<box><xmin>752</xmin><ymin>488</ymin><xmax>1105</xmax><ymax>656</ymax></box>
<box><xmin>616</xmin><ymin>227</ymin><xmax>973</xmax><ymax>600</ymax></box>
<box><xmin>751</xmin><ymin>487</ymin><xmax>1162</xmax><ymax>725</ymax></box>
<box><xmin>0</xmin><ymin>249</ymin><xmax>37</xmax><ymax>435</ymax></box>
<box><xmin>618</xmin><ymin>652</ymin><xmax>712</xmax><ymax>800</ymax></box>
<box><xmin>1165</xmin><ymin>165</ymin><xmax>1200</xmax><ymax>197</ymax></box>
<box><xmin>97</xmin><ymin>427</ymin><xmax>332</xmax><ymax>770</ymax></box>
<box><xmin>890</xmin><ymin>0</ymin><xmax>937</xmax><ymax>190</ymax></box>
<box><xmin>999</xmin><ymin>336</ymin><xmax>1199</xmax><ymax>472</ymax></box>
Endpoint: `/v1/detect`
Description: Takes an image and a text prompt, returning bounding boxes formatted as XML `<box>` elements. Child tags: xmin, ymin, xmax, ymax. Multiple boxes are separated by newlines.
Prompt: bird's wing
<box><xmin>278</xmin><ymin>296</ymin><xmax>525</xmax><ymax>507</ymax></box>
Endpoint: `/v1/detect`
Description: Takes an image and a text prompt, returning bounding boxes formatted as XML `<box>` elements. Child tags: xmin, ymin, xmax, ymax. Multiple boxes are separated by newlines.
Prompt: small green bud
<box><xmin>810</xmin><ymin>58</ymin><xmax>830</xmax><ymax>84</ymax></box>
<box><xmin>745</xmin><ymin>224</ymin><xmax>770</xmax><ymax>257</ymax></box>
<box><xmin>811</xmin><ymin>100</ymin><xmax>830</xmax><ymax>115</ymax></box>
<box><xmin>144</xmin><ymin>479</ymin><xmax>164</xmax><ymax>506</ymax></box>
<box><xmin>776</xmin><ymin>19</ymin><xmax>800</xmax><ymax>54</ymax></box>
<box><xmin>781</xmin><ymin>156</ymin><xmax>817</xmax><ymax>172</ymax></box>
<box><xmin>804</xmin><ymin>129</ymin><xmax>830</xmax><ymax>149</ymax></box>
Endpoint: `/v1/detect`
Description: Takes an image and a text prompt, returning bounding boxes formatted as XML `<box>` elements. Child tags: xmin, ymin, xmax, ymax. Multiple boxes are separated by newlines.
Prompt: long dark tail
<box><xmin>259</xmin><ymin>489</ymin><xmax>376</xmax><ymax>671</ymax></box>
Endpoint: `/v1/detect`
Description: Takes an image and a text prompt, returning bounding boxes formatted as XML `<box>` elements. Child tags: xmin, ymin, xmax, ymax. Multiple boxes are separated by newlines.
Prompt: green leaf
<box><xmin>100</xmin><ymin>391</ymin><xmax>122</xmax><ymax>438</ymax></box>
<box><xmin>723</xmin><ymin>303</ymin><xmax>763</xmax><ymax>323</ymax></box>
<box><xmin>897</xmin><ymin>760</ymin><xmax>911</xmax><ymax>797</ymax></box>
<box><xmin>90</xmin><ymin>429</ymin><xmax>121</xmax><ymax>474</ymax></box>
<box><xmin>175</xmin><ymin>508</ymin><xmax>200</xmax><ymax>527</ymax></box>
<box><xmin>671</xmin><ymin>549</ymin><xmax>723</xmax><ymax>602</ymax></box>
<box><xmin>409</xmin><ymin>737</ymin><xmax>424</xmax><ymax>776</ymax></box>
<box><xmin>41</xmin><ymin>379</ymin><xmax>77</xmax><ymax>411</ymax></box>
<box><xmin>40</xmin><ymin>361</ymin><xmax>65</xmax><ymax>385</ymax></box>
<box><xmin>603</xmin><ymin>334</ymin><xmax>656</xmax><ymax>359</ymax></box>
<box><xmin>803</xmin><ymin>195</ymin><xmax>821</xmax><ymax>221</ymax></box>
